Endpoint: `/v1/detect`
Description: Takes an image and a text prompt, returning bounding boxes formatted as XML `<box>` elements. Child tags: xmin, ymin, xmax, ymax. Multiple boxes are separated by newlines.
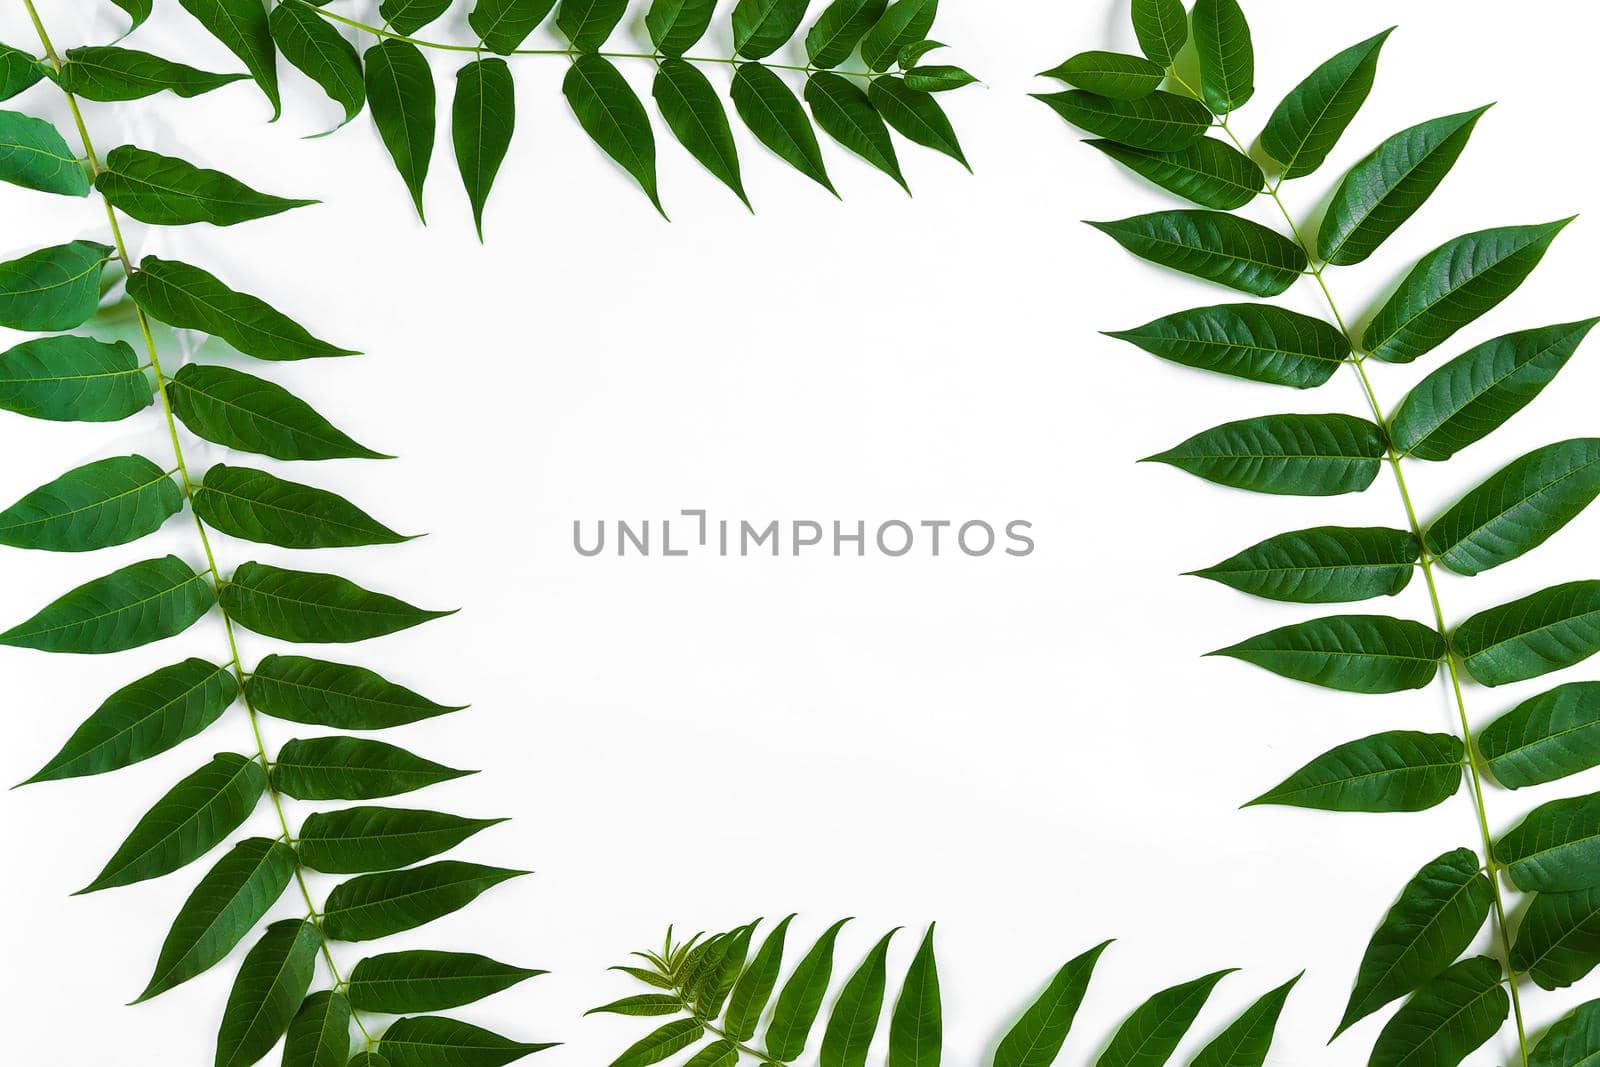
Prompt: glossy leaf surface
<box><xmin>379</xmin><ymin>1015</ymin><xmax>554</xmax><ymax>1067</ymax></box>
<box><xmin>765</xmin><ymin>918</ymin><xmax>849</xmax><ymax>1060</ymax></box>
<box><xmin>1087</xmin><ymin>210</ymin><xmax>1307</xmax><ymax>296</ymax></box>
<box><xmin>298</xmin><ymin>805</ymin><xmax>504</xmax><ymax>873</ymax></box>
<box><xmin>1087</xmin><ymin>138</ymin><xmax>1263</xmax><ymax>211</ymax></box>
<box><xmin>1131</xmin><ymin>0</ymin><xmax>1187</xmax><ymax>67</ymax></box>
<box><xmin>175</xmin><ymin>0</ymin><xmax>280</xmax><ymax>118</ymax></box>
<box><xmin>0</xmin><ymin>336</ymin><xmax>151</xmax><ymax>422</ymax></box>
<box><xmin>654</xmin><ymin>59</ymin><xmax>747</xmax><ymax>208</ymax></box>
<box><xmin>269</xmin><ymin>2</ymin><xmax>365</xmax><ymax>127</ymax></box>
<box><xmin>222</xmin><ymin>561</ymin><xmax>453</xmax><ymax>644</ymax></box>
<box><xmin>1210</xmin><ymin>614</ymin><xmax>1444</xmax><ymax>693</ymax></box>
<box><xmin>214</xmin><ymin>919</ymin><xmax>320</xmax><ymax>1067</ymax></box>
<box><xmin>1107</xmin><ymin>303</ymin><xmax>1346</xmax><ymax>387</ymax></box>
<box><xmin>98</xmin><ymin>144</ymin><xmax>313</xmax><ymax>226</ymax></box>
<box><xmin>1189</xmin><ymin>972</ymin><xmax>1299</xmax><ymax>1067</ymax></box>
<box><xmin>888</xmin><ymin>925</ymin><xmax>940</xmax><ymax>1067</ymax></box>
<box><xmin>732</xmin><ymin>0</ymin><xmax>808</xmax><ymax>60</ymax></box>
<box><xmin>365</xmin><ymin>39</ymin><xmax>435</xmax><ymax>221</ymax></box>
<box><xmin>170</xmin><ymin>363</ymin><xmax>383</xmax><ymax>461</ymax></box>
<box><xmin>1367</xmin><ymin>957</ymin><xmax>1508</xmax><ymax>1067</ymax></box>
<box><xmin>730</xmin><ymin>63</ymin><xmax>834</xmax><ymax>194</ymax></box>
<box><xmin>1191</xmin><ymin>526</ymin><xmax>1418</xmax><ymax>603</ymax></box>
<box><xmin>194</xmin><ymin>464</ymin><xmax>408</xmax><ymax>549</ymax></box>
<box><xmin>1497</xmin><ymin>792</ymin><xmax>1600</xmax><ymax>893</ymax></box>
<box><xmin>807</xmin><ymin>0</ymin><xmax>887</xmax><ymax>68</ymax></box>
<box><xmin>454</xmin><ymin>57</ymin><xmax>516</xmax><ymax>238</ymax></box>
<box><xmin>565</xmin><ymin>55</ymin><xmax>662</xmax><ymax>217</ymax></box>
<box><xmin>1456</xmin><ymin>581</ymin><xmax>1600</xmax><ymax>686</ymax></box>
<box><xmin>861</xmin><ymin>0</ymin><xmax>938</xmax><ymax>72</ymax></box>
<box><xmin>0</xmin><ymin>554</ymin><xmax>213</xmax><ymax>654</ymax></box>
<box><xmin>869</xmin><ymin>78</ymin><xmax>966</xmax><ymax>170</ymax></box>
<box><xmin>55</xmin><ymin>45</ymin><xmax>248</xmax><ymax>102</ymax></box>
<box><xmin>0</xmin><ymin>454</ymin><xmax>180</xmax><ymax>552</ymax></box>
<box><xmin>1034</xmin><ymin>90</ymin><xmax>1211</xmax><ymax>152</ymax></box>
<box><xmin>807</xmin><ymin>72</ymin><xmax>905</xmax><ymax>191</ymax></box>
<box><xmin>322</xmin><ymin>861</ymin><xmax>527</xmax><ymax>942</ymax></box>
<box><xmin>819</xmin><ymin>930</ymin><xmax>896</xmax><ymax>1067</ymax></box>
<box><xmin>0</xmin><ymin>110</ymin><xmax>89</xmax><ymax>196</ymax></box>
<box><xmin>283</xmin><ymin>990</ymin><xmax>350</xmax><ymax>1067</ymax></box>
<box><xmin>1144</xmin><ymin>412</ymin><xmax>1385</xmax><ymax>496</ymax></box>
<box><xmin>1192</xmin><ymin>0</ymin><xmax>1253</xmax><ymax>113</ymax></box>
<box><xmin>1246</xmin><ymin>730</ymin><xmax>1463</xmax><ymax>812</ymax></box>
<box><xmin>725</xmin><ymin>914</ymin><xmax>794</xmax><ymax>1040</ymax></box>
<box><xmin>0</xmin><ymin>240</ymin><xmax>112</xmax><ymax>331</ymax></box>
<box><xmin>348</xmin><ymin>950</ymin><xmax>543</xmax><ymax>1013</ymax></box>
<box><xmin>1512</xmin><ymin>887</ymin><xmax>1600</xmax><ymax>991</ymax></box>
<box><xmin>248</xmin><ymin>654</ymin><xmax>465</xmax><ymax>730</ymax></box>
<box><xmin>273</xmin><ymin>736</ymin><xmax>473</xmax><ymax>800</ymax></box>
<box><xmin>1097</xmin><ymin>969</ymin><xmax>1233</xmax><ymax>1066</ymax></box>
<box><xmin>1260</xmin><ymin>29</ymin><xmax>1391</xmax><ymax>179</ymax></box>
<box><xmin>1041</xmin><ymin>52</ymin><xmax>1163</xmax><ymax>100</ymax></box>
<box><xmin>1480</xmin><ymin>683</ymin><xmax>1600</xmax><ymax>790</ymax></box>
<box><xmin>648</xmin><ymin>0</ymin><xmax>717</xmax><ymax>56</ymax></box>
<box><xmin>993</xmin><ymin>941</ymin><xmax>1110</xmax><ymax>1067</ymax></box>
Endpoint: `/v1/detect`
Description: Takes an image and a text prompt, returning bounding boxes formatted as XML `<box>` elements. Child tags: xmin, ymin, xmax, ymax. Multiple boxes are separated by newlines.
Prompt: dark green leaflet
<box><xmin>0</xmin><ymin>110</ymin><xmax>90</xmax><ymax>196</ymax></box>
<box><xmin>1390</xmin><ymin>319</ymin><xmax>1599</xmax><ymax>461</ymax></box>
<box><xmin>888</xmin><ymin>925</ymin><xmax>940</xmax><ymax>1067</ymax></box>
<box><xmin>0</xmin><ymin>240</ymin><xmax>113</xmax><ymax>331</ymax></box>
<box><xmin>1106</xmin><ymin>303</ymin><xmax>1346</xmax><ymax>387</ymax></box>
<box><xmin>1318</xmin><ymin>106</ymin><xmax>1490</xmax><ymax>266</ymax></box>
<box><xmin>454</xmin><ymin>58</ymin><xmax>515</xmax><ymax>239</ymax></box>
<box><xmin>283</xmin><ymin>990</ymin><xmax>350</xmax><ymax>1067</ymax></box>
<box><xmin>221</xmin><ymin>560</ymin><xmax>454</xmax><ymax>644</ymax></box>
<box><xmin>683</xmin><ymin>1043</ymin><xmax>739</xmax><ymax>1067</ymax></box>
<box><xmin>248</xmin><ymin>654</ymin><xmax>466</xmax><ymax>730</ymax></box>
<box><xmin>1496</xmin><ymin>792</ymin><xmax>1600</xmax><ymax>893</ymax></box>
<box><xmin>0</xmin><ymin>335</ymin><xmax>151</xmax><ymax>422</ymax></box>
<box><xmin>805</xmin><ymin>72</ymin><xmax>905</xmax><ymax>191</ymax></box>
<box><xmin>1246</xmin><ymin>730</ymin><xmax>1464</xmax><ymax>812</ymax></box>
<box><xmin>993</xmin><ymin>941</ymin><xmax>1109</xmax><ymax>1067</ymax></box>
<box><xmin>383</xmin><ymin>0</ymin><xmax>455</xmax><ymax>36</ymax></box>
<box><xmin>273</xmin><ymin>736</ymin><xmax>473</xmax><ymax>800</ymax></box>
<box><xmin>54</xmin><ymin>45</ymin><xmax>249</xmax><ymax>102</ymax></box>
<box><xmin>725</xmin><ymin>914</ymin><xmax>795</xmax><ymax>1040</ymax></box>
<box><xmin>129</xmin><ymin>256</ymin><xmax>356</xmax><ymax>361</ymax></box>
<box><xmin>1190</xmin><ymin>526</ymin><xmax>1419</xmax><ymax>604</ymax></box>
<box><xmin>807</xmin><ymin>0</ymin><xmax>887</xmax><ymax>69</ymax></box>
<box><xmin>1034</xmin><ymin>90</ymin><xmax>1212</xmax><ymax>152</ymax></box>
<box><xmin>134</xmin><ymin>837</ymin><xmax>296</xmax><ymax>1002</ymax></box>
<box><xmin>648</xmin><ymin>0</ymin><xmax>717</xmax><ymax>56</ymax></box>
<box><xmin>1480</xmin><ymin>683</ymin><xmax>1600</xmax><ymax>789</ymax></box>
<box><xmin>1260</xmin><ymin>29</ymin><xmax>1391</xmax><ymax>179</ymax></box>
<box><xmin>1040</xmin><ymin>51</ymin><xmax>1162</xmax><ymax>101</ymax></box>
<box><xmin>0</xmin><ymin>454</ymin><xmax>180</xmax><ymax>552</ymax></box>
<box><xmin>861</xmin><ymin>0</ymin><xmax>938</xmax><ymax>72</ymax></box>
<box><xmin>348</xmin><ymin>950</ymin><xmax>543</xmax><ymax>1013</ymax></box>
<box><xmin>109</xmin><ymin>0</ymin><xmax>154</xmax><ymax>31</ymax></box>
<box><xmin>170</xmin><ymin>363</ymin><xmax>385</xmax><ymax>461</ymax></box>
<box><xmin>0</xmin><ymin>43</ymin><xmax>45</xmax><ymax>100</ymax></box>
<box><xmin>1144</xmin><ymin>412</ymin><xmax>1385</xmax><ymax>496</ymax></box>
<box><xmin>298</xmin><ymin>806</ymin><xmax>505</xmax><ymax>874</ymax></box>
<box><xmin>608</xmin><ymin>1018</ymin><xmax>705</xmax><ymax>1067</ymax></box>
<box><xmin>321</xmin><ymin>861</ymin><xmax>528</xmax><ymax>942</ymax></box>
<box><xmin>765</xmin><ymin>918</ymin><xmax>849</xmax><ymax>1059</ymax></box>
<box><xmin>378</xmin><ymin>1016</ymin><xmax>555</xmax><ymax>1067</ymax></box>
<box><xmin>1367</xmin><ymin>957</ymin><xmax>1508</xmax><ymax>1067</ymax></box>
<box><xmin>896</xmin><ymin>41</ymin><xmax>945</xmax><ymax>68</ymax></box>
<box><xmin>1362</xmin><ymin>220</ymin><xmax>1571</xmax><ymax>364</ymax></box>
<box><xmin>1130</xmin><ymin>0</ymin><xmax>1187</xmax><ymax>67</ymax></box>
<box><xmin>1426</xmin><ymin>439</ymin><xmax>1600</xmax><ymax>576</ymax></box>
<box><xmin>819</xmin><ymin>930</ymin><xmax>896</xmax><ymax>1067</ymax></box>
<box><xmin>565</xmin><ymin>54</ymin><xmax>663</xmax><ymax>217</ymax></box>
<box><xmin>79</xmin><ymin>752</ymin><xmax>265</xmax><ymax>893</ymax></box>
<box><xmin>558</xmin><ymin>0</ymin><xmax>628</xmax><ymax>50</ymax></box>
<box><xmin>733</xmin><ymin>0</ymin><xmax>809</xmax><ymax>60</ymax></box>
<box><xmin>1192</xmin><ymin>0</ymin><xmax>1253</xmax><ymax>113</ymax></box>
<box><xmin>366</xmin><ymin>39</ymin><xmax>436</xmax><ymax>221</ymax></box>
<box><xmin>1210</xmin><ymin>614</ymin><xmax>1445</xmax><ymax>694</ymax></box>
<box><xmin>1189</xmin><ymin>972</ymin><xmax>1299</xmax><ymax>1067</ymax></box>
<box><xmin>868</xmin><ymin>78</ymin><xmax>967</xmax><ymax>170</ymax></box>
<box><xmin>587</xmin><ymin>994</ymin><xmax>681</xmax><ymax>1017</ymax></box>
<box><xmin>0</xmin><ymin>554</ymin><xmax>213</xmax><ymax>654</ymax></box>
<box><xmin>654</xmin><ymin>59</ymin><xmax>748</xmax><ymax>209</ymax></box>
<box><xmin>268</xmin><ymin>3</ymin><xmax>366</xmax><ymax>127</ymax></box>
<box><xmin>175</xmin><ymin>0</ymin><xmax>280</xmax><ymax>118</ymax></box>
<box><xmin>1086</xmin><ymin>138</ymin><xmax>1263</xmax><ymax>211</ymax></box>
<box><xmin>1512</xmin><ymin>888</ymin><xmax>1600</xmax><ymax>991</ymax></box>
<box><xmin>193</xmin><ymin>464</ymin><xmax>409</xmax><ymax>549</ymax></box>
<box><xmin>1087</xmin><ymin>211</ymin><xmax>1307</xmax><ymax>297</ymax></box>
<box><xmin>730</xmin><ymin>63</ymin><xmax>835</xmax><ymax>195</ymax></box>
<box><xmin>1335</xmin><ymin>849</ymin><xmax>1494</xmax><ymax>1037</ymax></box>
<box><xmin>349</xmin><ymin>1055</ymin><xmax>391</xmax><ymax>1067</ymax></box>
<box><xmin>1097</xmin><ymin>968</ymin><xmax>1234</xmax><ymax>1067</ymax></box>
<box><xmin>469</xmin><ymin>0</ymin><xmax>559</xmax><ymax>55</ymax></box>
<box><xmin>1455</xmin><ymin>581</ymin><xmax>1600</xmax><ymax>687</ymax></box>
<box><xmin>214</xmin><ymin>920</ymin><xmax>320</xmax><ymax>1067</ymax></box>
<box><xmin>96</xmin><ymin>144</ymin><xmax>315</xmax><ymax>226</ymax></box>
<box><xmin>903</xmin><ymin>65</ymin><xmax>976</xmax><ymax>93</ymax></box>
<box><xmin>1529</xmin><ymin>999</ymin><xmax>1600</xmax><ymax>1065</ymax></box>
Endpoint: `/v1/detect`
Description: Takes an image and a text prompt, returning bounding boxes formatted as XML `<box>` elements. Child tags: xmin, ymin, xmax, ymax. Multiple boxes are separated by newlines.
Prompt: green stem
<box><xmin>22</xmin><ymin>0</ymin><xmax>370</xmax><ymax>1043</ymax></box>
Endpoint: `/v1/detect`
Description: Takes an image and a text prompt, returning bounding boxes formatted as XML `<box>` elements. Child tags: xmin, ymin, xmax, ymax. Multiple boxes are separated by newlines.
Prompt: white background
<box><xmin>1</xmin><ymin>1</ymin><xmax>1598</xmax><ymax>1064</ymax></box>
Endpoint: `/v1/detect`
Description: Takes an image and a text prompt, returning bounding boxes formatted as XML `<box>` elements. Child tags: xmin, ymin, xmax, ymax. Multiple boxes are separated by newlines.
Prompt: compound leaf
<box><xmin>725</xmin><ymin>914</ymin><xmax>795</xmax><ymax>1041</ymax></box>
<box><xmin>1210</xmin><ymin>614</ymin><xmax>1445</xmax><ymax>694</ymax></box>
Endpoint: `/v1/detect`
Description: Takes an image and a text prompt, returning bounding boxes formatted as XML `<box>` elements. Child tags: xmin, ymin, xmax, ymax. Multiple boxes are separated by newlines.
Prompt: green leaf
<box><xmin>682</xmin><ymin>1043</ymin><xmax>739</xmax><ymax>1067</ymax></box>
<box><xmin>222</xmin><ymin>561</ymin><xmax>453</xmax><ymax>644</ymax></box>
<box><xmin>587</xmin><ymin>994</ymin><xmax>683</xmax><ymax>1017</ymax></box>
<box><xmin>1364</xmin><ymin>220</ymin><xmax>1573</xmax><ymax>364</ymax></box>
<box><xmin>733</xmin><ymin>0</ymin><xmax>808</xmax><ymax>60</ymax></box>
<box><xmin>109</xmin><ymin>0</ymin><xmax>155</xmax><ymax>32</ymax></box>
<box><xmin>0</xmin><ymin>43</ymin><xmax>45</xmax><ymax>101</ymax></box>
<box><xmin>365</xmin><ymin>39</ymin><xmax>435</xmax><ymax>221</ymax></box>
<box><xmin>1144</xmin><ymin>412</ymin><xmax>1384</xmax><ymax>496</ymax></box>
<box><xmin>0</xmin><ymin>454</ymin><xmax>178</xmax><ymax>552</ymax></box>
<box><xmin>1368</xmin><ymin>957</ymin><xmax>1508</xmax><ymax>1067</ymax></box>
<box><xmin>725</xmin><ymin>914</ymin><xmax>795</xmax><ymax>1040</ymax></box>
<box><xmin>1391</xmin><ymin>319</ymin><xmax>1599</xmax><ymax>461</ymax></box>
<box><xmin>888</xmin><ymin>924</ymin><xmax>940</xmax><ymax>1067</ymax></box>
<box><xmin>1531</xmin><ymin>998</ymin><xmax>1600</xmax><ymax>1066</ymax></box>
<box><xmin>1190</xmin><ymin>526</ymin><xmax>1419</xmax><ymax>604</ymax></box>
<box><xmin>1497</xmin><ymin>792</ymin><xmax>1600</xmax><ymax>893</ymax></box>
<box><xmin>1192</xmin><ymin>0</ymin><xmax>1253</xmax><ymax>113</ymax></box>
<box><xmin>607</xmin><ymin>1019</ymin><xmax>704</xmax><ymax>1067</ymax></box>
<box><xmin>384</xmin><ymin>0</ymin><xmax>454</xmax><ymax>36</ymax></box>
<box><xmin>806</xmin><ymin>72</ymin><xmax>905</xmax><ymax>191</ymax></box>
<box><xmin>193</xmin><ymin>464</ymin><xmax>408</xmax><ymax>550</ymax></box>
<box><xmin>868</xmin><ymin>77</ymin><xmax>967</xmax><ymax>170</ymax></box>
<box><xmin>1246</xmin><ymin>731</ymin><xmax>1463</xmax><ymax>812</ymax></box>
<box><xmin>284</xmin><ymin>990</ymin><xmax>351</xmax><ymax>1067</ymax></box>
<box><xmin>558</xmin><ymin>0</ymin><xmax>627</xmax><ymax>50</ymax></box>
<box><xmin>80</xmin><ymin>752</ymin><xmax>264</xmax><ymax>893</ymax></box>
<box><xmin>134</xmin><ymin>837</ymin><xmax>296</xmax><ymax>1003</ymax></box>
<box><xmin>273</xmin><ymin>736</ymin><xmax>472</xmax><ymax>801</ymax></box>
<box><xmin>97</xmin><ymin>144</ymin><xmax>314</xmax><ymax>227</ymax></box>
<box><xmin>323</xmin><ymin>861</ymin><xmax>527</xmax><ymax>942</ymax></box>
<box><xmin>819</xmin><ymin>930</ymin><xmax>896</xmax><ymax>1067</ymax></box>
<box><xmin>348</xmin><ymin>950</ymin><xmax>543</xmax><ymax>1013</ymax></box>
<box><xmin>0</xmin><ymin>240</ymin><xmax>112</xmax><ymax>331</ymax></box>
<box><xmin>0</xmin><ymin>554</ymin><xmax>213</xmax><ymax>654</ymax></box>
<box><xmin>904</xmin><ymin>65</ymin><xmax>976</xmax><ymax>93</ymax></box>
<box><xmin>1097</xmin><ymin>968</ymin><xmax>1234</xmax><ymax>1067</ymax></box>
<box><xmin>1034</xmin><ymin>90</ymin><xmax>1211</xmax><ymax>152</ymax></box>
<box><xmin>654</xmin><ymin>59</ymin><xmax>748</xmax><ymax>209</ymax></box>
<box><xmin>861</xmin><ymin>0</ymin><xmax>938</xmax><ymax>73</ymax></box>
<box><xmin>170</xmin><ymin>363</ymin><xmax>383</xmax><ymax>461</ymax></box>
<box><xmin>453</xmin><ymin>58</ymin><xmax>515</xmax><ymax>239</ymax></box>
<box><xmin>1335</xmin><ymin>848</ymin><xmax>1494</xmax><ymax>1038</ymax></box>
<box><xmin>695</xmin><ymin>925</ymin><xmax>754</xmax><ymax>1017</ymax></box>
<box><xmin>1427</xmin><ymin>439</ymin><xmax>1600</xmax><ymax>576</ymax></box>
<box><xmin>350</xmin><ymin>1056</ymin><xmax>390</xmax><ymax>1067</ymax></box>
<box><xmin>730</xmin><ymin>63</ymin><xmax>835</xmax><ymax>195</ymax></box>
<box><xmin>564</xmin><ymin>55</ymin><xmax>663</xmax><ymax>217</ymax></box>
<box><xmin>129</xmin><ymin>256</ymin><xmax>356</xmax><ymax>361</ymax></box>
<box><xmin>766</xmin><ymin>918</ymin><xmax>850</xmax><ymax>1060</ymax></box>
<box><xmin>1086</xmin><ymin>138</ymin><xmax>1262</xmax><ymax>211</ymax></box>
<box><xmin>1130</xmin><ymin>0</ymin><xmax>1187</xmax><ymax>67</ymax></box>
<box><xmin>215</xmin><ymin>919</ymin><xmax>321</xmax><ymax>1067</ymax></box>
<box><xmin>1106</xmin><ymin>303</ymin><xmax>1346</xmax><ymax>388</ymax></box>
<box><xmin>380</xmin><ymin>1016</ymin><xmax>554</xmax><ymax>1067</ymax></box>
<box><xmin>1318</xmin><ymin>106</ymin><xmax>1490</xmax><ymax>266</ymax></box>
<box><xmin>1481</xmin><ymin>683</ymin><xmax>1600</xmax><ymax>790</ymax></box>
<box><xmin>1513</xmin><ymin>888</ymin><xmax>1600</xmax><ymax>991</ymax></box>
<box><xmin>54</xmin><ymin>45</ymin><xmax>248</xmax><ymax>102</ymax></box>
<box><xmin>1189</xmin><ymin>972</ymin><xmax>1300</xmax><ymax>1067</ymax></box>
<box><xmin>1260</xmin><ymin>29</ymin><xmax>1391</xmax><ymax>180</ymax></box>
<box><xmin>175</xmin><ymin>0</ymin><xmax>279</xmax><ymax>119</ymax></box>
<box><xmin>298</xmin><ymin>805</ymin><xmax>504</xmax><ymax>874</ymax></box>
<box><xmin>269</xmin><ymin>3</ymin><xmax>365</xmax><ymax>128</ymax></box>
<box><xmin>0</xmin><ymin>110</ymin><xmax>89</xmax><ymax>196</ymax></box>
<box><xmin>807</xmin><ymin>0</ymin><xmax>887</xmax><ymax>69</ymax></box>
<box><xmin>1456</xmin><ymin>581</ymin><xmax>1600</xmax><ymax>686</ymax></box>
<box><xmin>469</xmin><ymin>0</ymin><xmax>559</xmax><ymax>55</ymax></box>
<box><xmin>249</xmin><ymin>654</ymin><xmax>465</xmax><ymax>730</ymax></box>
<box><xmin>648</xmin><ymin>0</ymin><xmax>716</xmax><ymax>56</ymax></box>
<box><xmin>23</xmin><ymin>658</ymin><xmax>234</xmax><ymax>785</ymax></box>
<box><xmin>1088</xmin><ymin>208</ymin><xmax>1309</xmax><ymax>296</ymax></box>
<box><xmin>993</xmin><ymin>941</ymin><xmax>1110</xmax><ymax>1067</ymax></box>
<box><xmin>1210</xmin><ymin>614</ymin><xmax>1445</xmax><ymax>694</ymax></box>
<box><xmin>1039</xmin><ymin>52</ymin><xmax>1163</xmax><ymax>100</ymax></box>
<box><xmin>0</xmin><ymin>336</ymin><xmax>150</xmax><ymax>422</ymax></box>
